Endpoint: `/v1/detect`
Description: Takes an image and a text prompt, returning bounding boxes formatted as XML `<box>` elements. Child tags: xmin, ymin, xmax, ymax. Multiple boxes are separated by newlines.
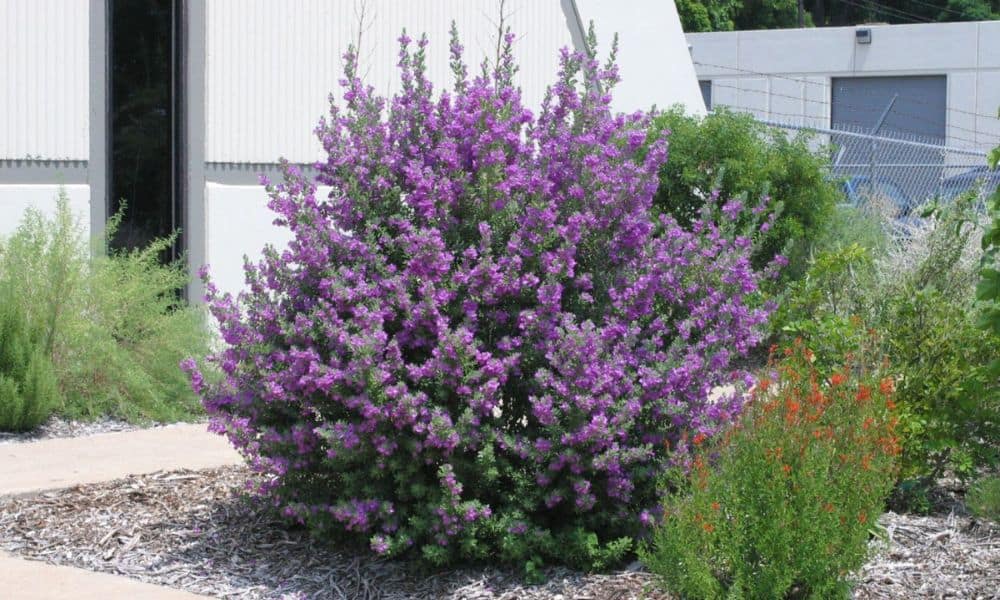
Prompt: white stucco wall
<box><xmin>0</xmin><ymin>0</ymin><xmax>90</xmax><ymax>161</ymax></box>
<box><xmin>0</xmin><ymin>185</ymin><xmax>91</xmax><ymax>240</ymax></box>
<box><xmin>688</xmin><ymin>21</ymin><xmax>1000</xmax><ymax>151</ymax></box>
<box><xmin>204</xmin><ymin>183</ymin><xmax>296</xmax><ymax>298</ymax></box>
<box><xmin>574</xmin><ymin>0</ymin><xmax>706</xmax><ymax>115</ymax></box>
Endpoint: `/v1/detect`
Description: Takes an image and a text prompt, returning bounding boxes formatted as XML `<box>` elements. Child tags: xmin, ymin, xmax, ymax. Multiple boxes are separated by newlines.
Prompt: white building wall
<box><xmin>688</xmin><ymin>21</ymin><xmax>1000</xmax><ymax>151</ymax></box>
<box><xmin>0</xmin><ymin>0</ymin><xmax>90</xmax><ymax>161</ymax></box>
<box><xmin>202</xmin><ymin>0</ymin><xmax>704</xmax><ymax>298</ymax></box>
<box><xmin>204</xmin><ymin>0</ymin><xmax>577</xmax><ymax>164</ymax></box>
<box><xmin>205</xmin><ymin>0</ymin><xmax>704</xmax><ymax>164</ymax></box>
<box><xmin>574</xmin><ymin>0</ymin><xmax>706</xmax><ymax>115</ymax></box>
<box><xmin>204</xmin><ymin>184</ymin><xmax>295</xmax><ymax>298</ymax></box>
<box><xmin>0</xmin><ymin>0</ymin><xmax>91</xmax><ymax>242</ymax></box>
<box><xmin>0</xmin><ymin>186</ymin><xmax>90</xmax><ymax>240</ymax></box>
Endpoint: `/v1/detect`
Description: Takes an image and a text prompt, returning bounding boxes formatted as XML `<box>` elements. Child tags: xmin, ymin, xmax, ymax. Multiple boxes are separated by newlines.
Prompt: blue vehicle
<box><xmin>838</xmin><ymin>175</ymin><xmax>926</xmax><ymax>236</ymax></box>
<box><xmin>840</xmin><ymin>176</ymin><xmax>913</xmax><ymax>214</ymax></box>
<box><xmin>938</xmin><ymin>167</ymin><xmax>1000</xmax><ymax>204</ymax></box>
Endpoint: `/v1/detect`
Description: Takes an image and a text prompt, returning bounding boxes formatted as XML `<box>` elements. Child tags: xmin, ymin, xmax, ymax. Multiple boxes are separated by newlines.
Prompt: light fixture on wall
<box><xmin>856</xmin><ymin>28</ymin><xmax>872</xmax><ymax>44</ymax></box>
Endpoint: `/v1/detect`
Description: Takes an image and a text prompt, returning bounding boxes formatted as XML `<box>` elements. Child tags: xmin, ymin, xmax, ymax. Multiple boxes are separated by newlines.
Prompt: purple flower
<box><xmin>185</xmin><ymin>26</ymin><xmax>771</xmax><ymax>567</ymax></box>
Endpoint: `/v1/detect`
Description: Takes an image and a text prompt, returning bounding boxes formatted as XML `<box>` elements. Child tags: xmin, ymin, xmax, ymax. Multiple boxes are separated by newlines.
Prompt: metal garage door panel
<box><xmin>830</xmin><ymin>75</ymin><xmax>947</xmax><ymax>208</ymax></box>
<box><xmin>831</xmin><ymin>75</ymin><xmax>946</xmax><ymax>139</ymax></box>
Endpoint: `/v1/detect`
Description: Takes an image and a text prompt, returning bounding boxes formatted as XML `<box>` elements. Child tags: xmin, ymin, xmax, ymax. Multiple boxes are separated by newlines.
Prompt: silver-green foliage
<box><xmin>0</xmin><ymin>190</ymin><xmax>213</xmax><ymax>426</ymax></box>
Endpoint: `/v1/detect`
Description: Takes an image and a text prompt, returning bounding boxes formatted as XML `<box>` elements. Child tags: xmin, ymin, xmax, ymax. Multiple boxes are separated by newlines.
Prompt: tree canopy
<box><xmin>678</xmin><ymin>0</ymin><xmax>999</xmax><ymax>32</ymax></box>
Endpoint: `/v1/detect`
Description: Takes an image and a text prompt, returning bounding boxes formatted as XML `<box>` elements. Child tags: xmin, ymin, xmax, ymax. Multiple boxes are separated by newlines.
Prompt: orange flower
<box><xmin>785</xmin><ymin>399</ymin><xmax>801</xmax><ymax>414</ymax></box>
<box><xmin>886</xmin><ymin>398</ymin><xmax>897</xmax><ymax>410</ymax></box>
<box><xmin>711</xmin><ymin>502</ymin><xmax>721</xmax><ymax>511</ymax></box>
<box><xmin>879</xmin><ymin>377</ymin><xmax>895</xmax><ymax>395</ymax></box>
<box><xmin>858</xmin><ymin>512</ymin><xmax>868</xmax><ymax>525</ymax></box>
<box><xmin>830</xmin><ymin>372</ymin><xmax>847</xmax><ymax>387</ymax></box>
<box><xmin>758</xmin><ymin>378</ymin><xmax>771</xmax><ymax>392</ymax></box>
<box><xmin>782</xmin><ymin>464</ymin><xmax>792</xmax><ymax>475</ymax></box>
<box><xmin>693</xmin><ymin>433</ymin><xmax>707</xmax><ymax>446</ymax></box>
<box><xmin>702</xmin><ymin>522</ymin><xmax>715</xmax><ymax>533</ymax></box>
<box><xmin>823</xmin><ymin>502</ymin><xmax>834</xmax><ymax>513</ymax></box>
<box><xmin>856</xmin><ymin>385</ymin><xmax>871</xmax><ymax>402</ymax></box>
<box><xmin>808</xmin><ymin>387</ymin><xmax>824</xmax><ymax>406</ymax></box>
<box><xmin>862</xmin><ymin>417</ymin><xmax>874</xmax><ymax>431</ymax></box>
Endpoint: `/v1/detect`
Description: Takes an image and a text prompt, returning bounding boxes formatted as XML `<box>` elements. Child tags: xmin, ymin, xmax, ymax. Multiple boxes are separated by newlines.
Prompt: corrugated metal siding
<box><xmin>205</xmin><ymin>0</ymin><xmax>575</xmax><ymax>164</ymax></box>
<box><xmin>0</xmin><ymin>0</ymin><xmax>89</xmax><ymax>160</ymax></box>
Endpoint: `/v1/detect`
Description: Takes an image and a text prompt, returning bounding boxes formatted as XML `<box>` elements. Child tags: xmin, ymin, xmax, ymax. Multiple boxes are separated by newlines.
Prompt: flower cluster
<box><xmin>643</xmin><ymin>336</ymin><xmax>900</xmax><ymax>598</ymax></box>
<box><xmin>185</xmin><ymin>27</ymin><xmax>773</xmax><ymax>568</ymax></box>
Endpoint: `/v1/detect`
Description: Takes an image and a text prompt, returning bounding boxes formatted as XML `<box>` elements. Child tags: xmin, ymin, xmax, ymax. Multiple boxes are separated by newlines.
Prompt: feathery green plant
<box><xmin>0</xmin><ymin>190</ymin><xmax>212</xmax><ymax>428</ymax></box>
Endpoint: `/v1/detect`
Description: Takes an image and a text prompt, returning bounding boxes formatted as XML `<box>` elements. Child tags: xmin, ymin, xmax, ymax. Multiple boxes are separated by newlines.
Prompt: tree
<box><xmin>676</xmin><ymin>0</ymin><xmax>742</xmax><ymax>32</ymax></box>
<box><xmin>676</xmin><ymin>0</ymin><xmax>998</xmax><ymax>31</ymax></box>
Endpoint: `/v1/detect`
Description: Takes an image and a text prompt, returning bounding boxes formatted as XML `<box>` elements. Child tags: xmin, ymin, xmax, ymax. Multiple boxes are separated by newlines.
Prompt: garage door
<box><xmin>830</xmin><ymin>75</ymin><xmax>947</xmax><ymax>208</ymax></box>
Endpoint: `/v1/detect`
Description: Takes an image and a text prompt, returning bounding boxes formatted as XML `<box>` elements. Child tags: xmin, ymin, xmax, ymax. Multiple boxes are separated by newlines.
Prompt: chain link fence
<box><xmin>761</xmin><ymin>120</ymin><xmax>995</xmax><ymax>216</ymax></box>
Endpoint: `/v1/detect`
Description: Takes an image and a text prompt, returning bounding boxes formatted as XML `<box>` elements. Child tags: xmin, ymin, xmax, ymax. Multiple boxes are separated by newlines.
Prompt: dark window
<box><xmin>109</xmin><ymin>0</ymin><xmax>182</xmax><ymax>260</ymax></box>
<box><xmin>699</xmin><ymin>80</ymin><xmax>712</xmax><ymax>110</ymax></box>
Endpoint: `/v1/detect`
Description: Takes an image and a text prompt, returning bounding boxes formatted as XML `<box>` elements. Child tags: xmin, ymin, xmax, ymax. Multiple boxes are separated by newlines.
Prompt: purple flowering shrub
<box><xmin>184</xmin><ymin>27</ymin><xmax>774</xmax><ymax>570</ymax></box>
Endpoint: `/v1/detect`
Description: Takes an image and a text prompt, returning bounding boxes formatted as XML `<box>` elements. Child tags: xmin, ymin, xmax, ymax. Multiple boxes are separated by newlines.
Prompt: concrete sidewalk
<box><xmin>0</xmin><ymin>424</ymin><xmax>242</xmax><ymax>497</ymax></box>
<box><xmin>0</xmin><ymin>552</ymin><xmax>211</xmax><ymax>599</ymax></box>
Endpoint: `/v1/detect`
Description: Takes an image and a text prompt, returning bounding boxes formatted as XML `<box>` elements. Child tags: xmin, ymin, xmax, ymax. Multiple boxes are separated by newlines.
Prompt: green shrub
<box><xmin>0</xmin><ymin>376</ymin><xmax>24</xmax><ymax>431</ymax></box>
<box><xmin>976</xmin><ymin>134</ymin><xmax>1000</xmax><ymax>370</ymax></box>
<box><xmin>966</xmin><ymin>476</ymin><xmax>1000</xmax><ymax>522</ymax></box>
<box><xmin>0</xmin><ymin>191</ymin><xmax>212</xmax><ymax>426</ymax></box>
<box><xmin>650</xmin><ymin>106</ymin><xmax>839</xmax><ymax>278</ymax></box>
<box><xmin>776</xmin><ymin>197</ymin><xmax>1000</xmax><ymax>483</ymax></box>
<box><xmin>813</xmin><ymin>203</ymin><xmax>890</xmax><ymax>257</ymax></box>
<box><xmin>0</xmin><ymin>298</ymin><xmax>57</xmax><ymax>431</ymax></box>
<box><xmin>641</xmin><ymin>339</ymin><xmax>899</xmax><ymax>599</ymax></box>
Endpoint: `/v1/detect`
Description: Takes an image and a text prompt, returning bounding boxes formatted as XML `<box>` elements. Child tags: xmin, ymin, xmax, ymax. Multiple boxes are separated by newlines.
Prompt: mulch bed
<box><xmin>0</xmin><ymin>466</ymin><xmax>997</xmax><ymax>599</ymax></box>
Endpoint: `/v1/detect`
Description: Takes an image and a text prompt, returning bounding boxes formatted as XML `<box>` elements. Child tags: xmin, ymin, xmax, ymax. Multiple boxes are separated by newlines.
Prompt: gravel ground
<box><xmin>0</xmin><ymin>466</ymin><xmax>997</xmax><ymax>599</ymax></box>
<box><xmin>0</xmin><ymin>416</ymin><xmax>141</xmax><ymax>444</ymax></box>
<box><xmin>0</xmin><ymin>416</ymin><xmax>209</xmax><ymax>445</ymax></box>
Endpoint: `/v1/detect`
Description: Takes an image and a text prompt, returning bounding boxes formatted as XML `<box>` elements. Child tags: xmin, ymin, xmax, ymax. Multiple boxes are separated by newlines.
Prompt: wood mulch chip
<box><xmin>0</xmin><ymin>466</ymin><xmax>997</xmax><ymax>599</ymax></box>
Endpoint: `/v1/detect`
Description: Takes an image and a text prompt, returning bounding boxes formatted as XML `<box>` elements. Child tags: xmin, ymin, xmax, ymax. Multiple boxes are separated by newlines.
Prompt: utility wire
<box><xmin>709</xmin><ymin>81</ymin><xmax>986</xmax><ymax>142</ymax></box>
<box><xmin>692</xmin><ymin>60</ymin><xmax>1000</xmax><ymax>122</ymax></box>
<box><xmin>900</xmin><ymin>0</ymin><xmax>973</xmax><ymax>19</ymax></box>
<box><xmin>716</xmin><ymin>103</ymin><xmax>983</xmax><ymax>149</ymax></box>
<box><xmin>835</xmin><ymin>0</ymin><xmax>934</xmax><ymax>24</ymax></box>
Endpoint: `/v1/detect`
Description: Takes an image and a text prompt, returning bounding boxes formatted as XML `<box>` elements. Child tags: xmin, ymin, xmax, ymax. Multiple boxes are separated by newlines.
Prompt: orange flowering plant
<box><xmin>641</xmin><ymin>338</ymin><xmax>900</xmax><ymax>599</ymax></box>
